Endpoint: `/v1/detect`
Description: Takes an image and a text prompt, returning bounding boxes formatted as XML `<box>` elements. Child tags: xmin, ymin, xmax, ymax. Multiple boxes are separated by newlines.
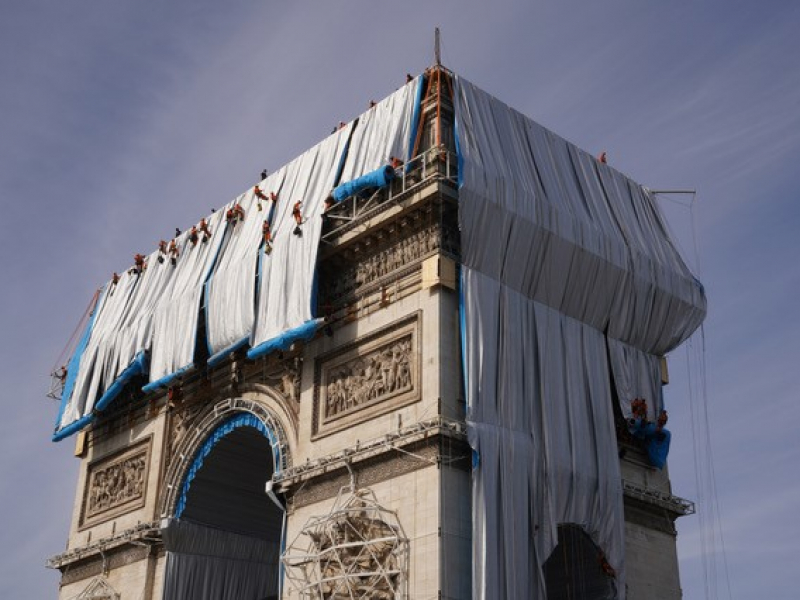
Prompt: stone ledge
<box><xmin>47</xmin><ymin>521</ymin><xmax>161</xmax><ymax>571</ymax></box>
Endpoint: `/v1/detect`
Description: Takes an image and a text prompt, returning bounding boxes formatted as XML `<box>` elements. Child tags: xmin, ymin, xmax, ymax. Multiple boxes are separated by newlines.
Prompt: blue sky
<box><xmin>1</xmin><ymin>1</ymin><xmax>798</xmax><ymax>598</ymax></box>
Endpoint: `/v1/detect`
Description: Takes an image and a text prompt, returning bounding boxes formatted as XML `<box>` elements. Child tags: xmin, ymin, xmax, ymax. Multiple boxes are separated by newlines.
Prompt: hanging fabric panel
<box><xmin>462</xmin><ymin>269</ymin><xmax>626</xmax><ymax>599</ymax></box>
<box><xmin>454</xmin><ymin>76</ymin><xmax>705</xmax><ymax>357</ymax></box>
<box><xmin>162</xmin><ymin>519</ymin><xmax>280</xmax><ymax>600</ymax></box>
<box><xmin>55</xmin><ymin>79</ymin><xmax>423</xmax><ymax>438</ymax></box>
<box><xmin>146</xmin><ymin>208</ymin><xmax>228</xmax><ymax>387</ymax></box>
<box><xmin>454</xmin><ymin>73</ymin><xmax>708</xmax><ymax>598</ymax></box>
<box><xmin>110</xmin><ymin>245</ymin><xmax>180</xmax><ymax>381</ymax></box>
<box><xmin>337</xmin><ymin>77</ymin><xmax>420</xmax><ymax>183</ymax></box>
<box><xmin>56</xmin><ymin>271</ymin><xmax>138</xmax><ymax>432</ymax></box>
<box><xmin>206</xmin><ymin>169</ymin><xmax>287</xmax><ymax>360</ymax></box>
<box><xmin>607</xmin><ymin>338</ymin><xmax>664</xmax><ymax>420</ymax></box>
<box><xmin>249</xmin><ymin>125</ymin><xmax>352</xmax><ymax>353</ymax></box>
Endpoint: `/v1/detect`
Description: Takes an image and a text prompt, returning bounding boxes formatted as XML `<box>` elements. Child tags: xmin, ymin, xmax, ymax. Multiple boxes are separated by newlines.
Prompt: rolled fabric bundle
<box><xmin>332</xmin><ymin>164</ymin><xmax>395</xmax><ymax>203</ymax></box>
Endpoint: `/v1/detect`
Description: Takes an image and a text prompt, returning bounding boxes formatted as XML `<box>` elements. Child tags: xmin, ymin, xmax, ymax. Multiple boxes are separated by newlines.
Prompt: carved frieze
<box><xmin>313</xmin><ymin>314</ymin><xmax>420</xmax><ymax>438</ymax></box>
<box><xmin>80</xmin><ymin>438</ymin><xmax>151</xmax><ymax>529</ymax></box>
<box><xmin>321</xmin><ymin>223</ymin><xmax>458</xmax><ymax>304</ymax></box>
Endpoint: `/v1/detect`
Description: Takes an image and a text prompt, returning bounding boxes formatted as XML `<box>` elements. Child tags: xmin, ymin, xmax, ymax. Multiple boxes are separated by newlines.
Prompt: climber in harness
<box><xmin>199</xmin><ymin>217</ymin><xmax>212</xmax><ymax>242</ymax></box>
<box><xmin>168</xmin><ymin>239</ymin><xmax>180</xmax><ymax>266</ymax></box>
<box><xmin>157</xmin><ymin>240</ymin><xmax>168</xmax><ymax>264</ymax></box>
<box><xmin>254</xmin><ymin>185</ymin><xmax>268</xmax><ymax>211</ymax></box>
<box><xmin>189</xmin><ymin>225</ymin><xmax>199</xmax><ymax>246</ymax></box>
<box><xmin>112</xmin><ymin>272</ymin><xmax>120</xmax><ymax>285</ymax></box>
<box><xmin>262</xmin><ymin>220</ymin><xmax>273</xmax><ymax>255</ymax></box>
<box><xmin>131</xmin><ymin>253</ymin><xmax>147</xmax><ymax>275</ymax></box>
<box><xmin>292</xmin><ymin>201</ymin><xmax>303</xmax><ymax>236</ymax></box>
<box><xmin>627</xmin><ymin>398</ymin><xmax>671</xmax><ymax>469</ymax></box>
<box><xmin>226</xmin><ymin>203</ymin><xmax>245</xmax><ymax>226</ymax></box>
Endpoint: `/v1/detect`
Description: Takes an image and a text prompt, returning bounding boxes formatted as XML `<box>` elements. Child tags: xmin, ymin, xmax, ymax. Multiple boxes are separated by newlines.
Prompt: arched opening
<box><xmin>543</xmin><ymin>524</ymin><xmax>617</xmax><ymax>600</ymax></box>
<box><xmin>162</xmin><ymin>413</ymin><xmax>285</xmax><ymax>600</ymax></box>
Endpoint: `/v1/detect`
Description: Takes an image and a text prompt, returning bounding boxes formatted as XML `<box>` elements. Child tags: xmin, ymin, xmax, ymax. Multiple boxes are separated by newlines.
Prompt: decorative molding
<box><xmin>287</xmin><ymin>441</ymin><xmax>443</xmax><ymax>510</ymax></box>
<box><xmin>313</xmin><ymin>313</ymin><xmax>421</xmax><ymax>439</ymax></box>
<box><xmin>623</xmin><ymin>501</ymin><xmax>678</xmax><ymax>536</ymax></box>
<box><xmin>59</xmin><ymin>544</ymin><xmax>153</xmax><ymax>586</ymax></box>
<box><xmin>321</xmin><ymin>223</ymin><xmax>458</xmax><ymax>305</ymax></box>
<box><xmin>71</xmin><ymin>575</ymin><xmax>121</xmax><ymax>599</ymax></box>
<box><xmin>79</xmin><ymin>438</ymin><xmax>152</xmax><ymax>529</ymax></box>
<box><xmin>159</xmin><ymin>393</ymin><xmax>294</xmax><ymax>519</ymax></box>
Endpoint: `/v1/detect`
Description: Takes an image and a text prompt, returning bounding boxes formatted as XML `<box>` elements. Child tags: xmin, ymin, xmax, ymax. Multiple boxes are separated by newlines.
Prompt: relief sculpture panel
<box><xmin>314</xmin><ymin>314</ymin><xmax>420</xmax><ymax>438</ymax></box>
<box><xmin>80</xmin><ymin>438</ymin><xmax>151</xmax><ymax>529</ymax></box>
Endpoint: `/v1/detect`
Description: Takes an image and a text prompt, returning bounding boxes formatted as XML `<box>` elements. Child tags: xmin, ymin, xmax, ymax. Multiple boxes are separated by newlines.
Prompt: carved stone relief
<box><xmin>313</xmin><ymin>314</ymin><xmax>420</xmax><ymax>438</ymax></box>
<box><xmin>168</xmin><ymin>401</ymin><xmax>205</xmax><ymax>458</ymax></box>
<box><xmin>321</xmin><ymin>223</ymin><xmax>458</xmax><ymax>304</ymax></box>
<box><xmin>324</xmin><ymin>335</ymin><xmax>413</xmax><ymax>420</ymax></box>
<box><xmin>80</xmin><ymin>438</ymin><xmax>151</xmax><ymax>529</ymax></box>
<box><xmin>260</xmin><ymin>357</ymin><xmax>302</xmax><ymax>406</ymax></box>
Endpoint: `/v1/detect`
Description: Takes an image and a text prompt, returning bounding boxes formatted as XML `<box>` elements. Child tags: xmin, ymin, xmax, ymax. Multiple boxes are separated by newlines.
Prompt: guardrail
<box><xmin>322</xmin><ymin>146</ymin><xmax>458</xmax><ymax>242</ymax></box>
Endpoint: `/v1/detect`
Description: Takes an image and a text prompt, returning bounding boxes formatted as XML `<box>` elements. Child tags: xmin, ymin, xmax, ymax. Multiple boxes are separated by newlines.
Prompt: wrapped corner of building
<box><xmin>453</xmin><ymin>75</ymin><xmax>705</xmax><ymax>598</ymax></box>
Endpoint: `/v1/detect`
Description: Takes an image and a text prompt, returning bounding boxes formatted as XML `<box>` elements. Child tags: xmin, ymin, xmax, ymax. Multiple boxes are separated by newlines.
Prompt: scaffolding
<box><xmin>321</xmin><ymin>146</ymin><xmax>459</xmax><ymax>243</ymax></box>
<box><xmin>282</xmin><ymin>486</ymin><xmax>410</xmax><ymax>600</ymax></box>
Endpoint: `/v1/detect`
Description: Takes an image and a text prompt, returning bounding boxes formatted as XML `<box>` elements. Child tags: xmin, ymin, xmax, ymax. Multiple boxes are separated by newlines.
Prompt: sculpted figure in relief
<box><xmin>324</xmin><ymin>335</ymin><xmax>413</xmax><ymax>419</ymax></box>
<box><xmin>87</xmin><ymin>453</ymin><xmax>147</xmax><ymax>516</ymax></box>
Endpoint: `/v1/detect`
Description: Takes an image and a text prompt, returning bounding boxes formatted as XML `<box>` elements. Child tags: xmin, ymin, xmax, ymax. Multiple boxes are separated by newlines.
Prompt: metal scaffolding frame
<box><xmin>282</xmin><ymin>486</ymin><xmax>410</xmax><ymax>600</ymax></box>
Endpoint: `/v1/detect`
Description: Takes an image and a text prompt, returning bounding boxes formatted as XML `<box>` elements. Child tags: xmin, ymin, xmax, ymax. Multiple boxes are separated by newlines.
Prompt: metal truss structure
<box><xmin>282</xmin><ymin>487</ymin><xmax>409</xmax><ymax>600</ymax></box>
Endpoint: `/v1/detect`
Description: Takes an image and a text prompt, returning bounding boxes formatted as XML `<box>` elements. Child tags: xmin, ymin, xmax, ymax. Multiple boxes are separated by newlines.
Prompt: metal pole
<box><xmin>435</xmin><ymin>27</ymin><xmax>441</xmax><ymax>66</ymax></box>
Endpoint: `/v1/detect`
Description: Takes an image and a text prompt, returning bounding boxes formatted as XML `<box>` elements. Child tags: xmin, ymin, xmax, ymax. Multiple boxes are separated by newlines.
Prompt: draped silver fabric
<box><xmin>148</xmin><ymin>208</ymin><xmax>228</xmax><ymax>383</ymax></box>
<box><xmin>454</xmin><ymin>75</ymin><xmax>706</xmax><ymax>598</ymax></box>
<box><xmin>607</xmin><ymin>338</ymin><xmax>664</xmax><ymax>419</ymax></box>
<box><xmin>250</xmin><ymin>125</ymin><xmax>352</xmax><ymax>348</ymax></box>
<box><xmin>337</xmin><ymin>77</ymin><xmax>420</xmax><ymax>182</ymax></box>
<box><xmin>205</xmin><ymin>169</ymin><xmax>287</xmax><ymax>358</ymax></box>
<box><xmin>57</xmin><ymin>79</ymin><xmax>422</xmax><ymax>437</ymax></box>
<box><xmin>162</xmin><ymin>519</ymin><xmax>281</xmax><ymax>600</ymax></box>
<box><xmin>57</xmin><ymin>217</ymin><xmax>226</xmax><ymax>431</ymax></box>
<box><xmin>463</xmin><ymin>270</ymin><xmax>626</xmax><ymax>599</ymax></box>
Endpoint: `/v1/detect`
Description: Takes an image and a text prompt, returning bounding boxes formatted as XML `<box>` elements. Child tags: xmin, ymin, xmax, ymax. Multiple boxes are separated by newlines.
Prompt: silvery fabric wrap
<box><xmin>454</xmin><ymin>75</ymin><xmax>705</xmax><ymax>598</ymax></box>
<box><xmin>148</xmin><ymin>208</ymin><xmax>228</xmax><ymax>384</ymax></box>
<box><xmin>58</xmin><ymin>276</ymin><xmax>130</xmax><ymax>428</ymax></box>
<box><xmin>55</xmin><ymin>78</ymin><xmax>422</xmax><ymax>437</ymax></box>
<box><xmin>205</xmin><ymin>168</ymin><xmax>287</xmax><ymax>358</ymax></box>
<box><xmin>250</xmin><ymin>124</ymin><xmax>352</xmax><ymax>348</ymax></box>
<box><xmin>162</xmin><ymin>519</ymin><xmax>280</xmax><ymax>600</ymax></box>
<box><xmin>57</xmin><ymin>215</ymin><xmax>227</xmax><ymax>430</ymax></box>
<box><xmin>607</xmin><ymin>338</ymin><xmax>664</xmax><ymax>420</ymax></box>
<box><xmin>337</xmin><ymin>76</ymin><xmax>420</xmax><ymax>182</ymax></box>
